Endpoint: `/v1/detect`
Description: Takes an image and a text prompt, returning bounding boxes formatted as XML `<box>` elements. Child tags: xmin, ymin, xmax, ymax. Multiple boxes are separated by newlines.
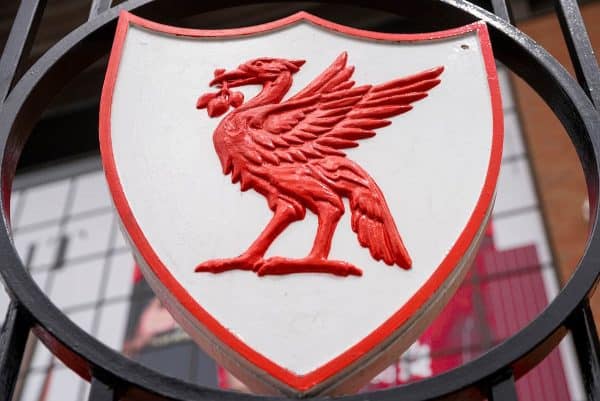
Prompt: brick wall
<box><xmin>512</xmin><ymin>1</ymin><xmax>600</xmax><ymax>328</ymax></box>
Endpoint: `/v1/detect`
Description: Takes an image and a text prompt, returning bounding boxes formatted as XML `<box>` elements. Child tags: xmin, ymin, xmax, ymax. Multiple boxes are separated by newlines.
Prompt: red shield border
<box><xmin>99</xmin><ymin>11</ymin><xmax>503</xmax><ymax>395</ymax></box>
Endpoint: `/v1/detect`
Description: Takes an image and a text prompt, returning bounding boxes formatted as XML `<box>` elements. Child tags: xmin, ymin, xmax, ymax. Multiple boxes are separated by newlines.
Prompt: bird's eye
<box><xmin>255</xmin><ymin>61</ymin><xmax>263</xmax><ymax>67</ymax></box>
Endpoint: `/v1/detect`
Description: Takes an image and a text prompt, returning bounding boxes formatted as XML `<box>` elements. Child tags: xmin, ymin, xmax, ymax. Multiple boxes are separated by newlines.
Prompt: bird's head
<box><xmin>209</xmin><ymin>57</ymin><xmax>306</xmax><ymax>88</ymax></box>
<box><xmin>197</xmin><ymin>57</ymin><xmax>305</xmax><ymax>117</ymax></box>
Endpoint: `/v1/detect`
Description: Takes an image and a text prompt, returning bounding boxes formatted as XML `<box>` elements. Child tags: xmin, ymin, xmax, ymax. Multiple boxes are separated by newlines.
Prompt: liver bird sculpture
<box><xmin>195</xmin><ymin>52</ymin><xmax>443</xmax><ymax>277</ymax></box>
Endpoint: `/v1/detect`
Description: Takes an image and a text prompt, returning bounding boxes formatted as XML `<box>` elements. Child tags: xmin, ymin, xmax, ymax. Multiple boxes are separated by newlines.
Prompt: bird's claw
<box><xmin>257</xmin><ymin>257</ymin><xmax>362</xmax><ymax>277</ymax></box>
<box><xmin>196</xmin><ymin>256</ymin><xmax>362</xmax><ymax>277</ymax></box>
<box><xmin>195</xmin><ymin>256</ymin><xmax>263</xmax><ymax>274</ymax></box>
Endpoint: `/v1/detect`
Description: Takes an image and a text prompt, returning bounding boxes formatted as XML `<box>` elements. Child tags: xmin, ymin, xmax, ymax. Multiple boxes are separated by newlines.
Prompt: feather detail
<box><xmin>288</xmin><ymin>52</ymin><xmax>348</xmax><ymax>100</ymax></box>
<box><xmin>360</xmin><ymin>93</ymin><xmax>428</xmax><ymax>107</ymax></box>
<box><xmin>371</xmin><ymin>66</ymin><xmax>444</xmax><ymax>91</ymax></box>
<box><xmin>290</xmin><ymin>149</ymin><xmax>308</xmax><ymax>162</ymax></box>
<box><xmin>373</xmin><ymin>78</ymin><xmax>441</xmax><ymax>96</ymax></box>
<box><xmin>320</xmin><ymin>96</ymin><xmax>363</xmax><ymax>109</ymax></box>
<box><xmin>322</xmin><ymin>86</ymin><xmax>370</xmax><ymax>101</ymax></box>
<box><xmin>244</xmin><ymin>150</ymin><xmax>263</xmax><ymax>164</ymax></box>
<box><xmin>253</xmin><ymin>132</ymin><xmax>275</xmax><ymax>149</ymax></box>
<box><xmin>341</xmin><ymin>119</ymin><xmax>391</xmax><ymax>130</ymax></box>
<box><xmin>319</xmin><ymin>107</ymin><xmax>353</xmax><ymax>117</ymax></box>
<box><xmin>275</xmin><ymin>150</ymin><xmax>294</xmax><ymax>163</ymax></box>
<box><xmin>239</xmin><ymin>171</ymin><xmax>253</xmax><ymax>191</ymax></box>
<box><xmin>322</xmin><ymin>66</ymin><xmax>355</xmax><ymax>92</ymax></box>
<box><xmin>231</xmin><ymin>164</ymin><xmax>242</xmax><ymax>183</ymax></box>
<box><xmin>236</xmin><ymin>56</ymin><xmax>443</xmax><ymax>177</ymax></box>
<box><xmin>332</xmin><ymin>80</ymin><xmax>355</xmax><ymax>91</ymax></box>
<box><xmin>300</xmin><ymin>144</ymin><xmax>324</xmax><ymax>158</ymax></box>
<box><xmin>348</xmin><ymin>105</ymin><xmax>412</xmax><ymax>119</ymax></box>
<box><xmin>271</xmin><ymin>136</ymin><xmax>290</xmax><ymax>147</ymax></box>
<box><xmin>282</xmin><ymin>134</ymin><xmax>304</xmax><ymax>144</ymax></box>
<box><xmin>296</xmin><ymin>131</ymin><xmax>318</xmax><ymax>140</ymax></box>
<box><xmin>221</xmin><ymin>155</ymin><xmax>233</xmax><ymax>174</ymax></box>
<box><xmin>257</xmin><ymin>148</ymin><xmax>280</xmax><ymax>165</ymax></box>
<box><xmin>317</xmin><ymin>137</ymin><xmax>358</xmax><ymax>149</ymax></box>
<box><xmin>302</xmin><ymin>124</ymin><xmax>330</xmax><ymax>134</ymax></box>
<box><xmin>313</xmin><ymin>143</ymin><xmax>345</xmax><ymax>156</ymax></box>
<box><xmin>330</xmin><ymin>128</ymin><xmax>375</xmax><ymax>140</ymax></box>
<box><xmin>311</xmin><ymin>115</ymin><xmax>345</xmax><ymax>127</ymax></box>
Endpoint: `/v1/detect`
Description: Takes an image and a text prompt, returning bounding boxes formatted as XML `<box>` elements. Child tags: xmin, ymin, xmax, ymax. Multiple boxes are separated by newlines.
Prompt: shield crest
<box><xmin>100</xmin><ymin>11</ymin><xmax>502</xmax><ymax>396</ymax></box>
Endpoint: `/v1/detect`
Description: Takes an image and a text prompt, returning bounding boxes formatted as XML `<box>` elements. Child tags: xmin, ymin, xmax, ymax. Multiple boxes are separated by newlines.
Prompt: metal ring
<box><xmin>0</xmin><ymin>1</ymin><xmax>598</xmax><ymax>400</ymax></box>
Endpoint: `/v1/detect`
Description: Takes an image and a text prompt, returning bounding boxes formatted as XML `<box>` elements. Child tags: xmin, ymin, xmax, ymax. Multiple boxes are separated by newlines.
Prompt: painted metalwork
<box><xmin>0</xmin><ymin>1</ymin><xmax>598</xmax><ymax>401</ymax></box>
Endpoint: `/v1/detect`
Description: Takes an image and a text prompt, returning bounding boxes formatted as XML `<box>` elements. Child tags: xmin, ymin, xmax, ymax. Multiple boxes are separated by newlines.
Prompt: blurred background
<box><xmin>0</xmin><ymin>1</ymin><xmax>598</xmax><ymax>400</ymax></box>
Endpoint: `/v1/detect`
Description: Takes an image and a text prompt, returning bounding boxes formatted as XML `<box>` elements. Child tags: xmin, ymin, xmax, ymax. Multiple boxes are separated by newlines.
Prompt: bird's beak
<box><xmin>210</xmin><ymin>66</ymin><xmax>258</xmax><ymax>88</ymax></box>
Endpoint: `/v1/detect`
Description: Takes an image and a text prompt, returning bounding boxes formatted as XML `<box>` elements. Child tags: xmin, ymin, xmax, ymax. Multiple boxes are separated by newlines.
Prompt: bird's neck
<box><xmin>238</xmin><ymin>71</ymin><xmax>292</xmax><ymax>110</ymax></box>
<box><xmin>213</xmin><ymin>72</ymin><xmax>293</xmax><ymax>174</ymax></box>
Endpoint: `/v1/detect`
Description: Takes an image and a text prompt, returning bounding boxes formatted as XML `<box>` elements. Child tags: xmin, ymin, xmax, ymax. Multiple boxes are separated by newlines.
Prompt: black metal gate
<box><xmin>0</xmin><ymin>1</ymin><xmax>598</xmax><ymax>401</ymax></box>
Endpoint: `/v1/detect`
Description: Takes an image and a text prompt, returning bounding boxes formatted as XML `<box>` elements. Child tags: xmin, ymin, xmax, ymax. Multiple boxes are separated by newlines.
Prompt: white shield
<box><xmin>100</xmin><ymin>11</ymin><xmax>502</xmax><ymax>396</ymax></box>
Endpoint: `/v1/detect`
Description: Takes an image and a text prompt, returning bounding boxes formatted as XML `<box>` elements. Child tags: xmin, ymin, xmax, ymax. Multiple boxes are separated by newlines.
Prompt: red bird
<box><xmin>195</xmin><ymin>52</ymin><xmax>443</xmax><ymax>277</ymax></box>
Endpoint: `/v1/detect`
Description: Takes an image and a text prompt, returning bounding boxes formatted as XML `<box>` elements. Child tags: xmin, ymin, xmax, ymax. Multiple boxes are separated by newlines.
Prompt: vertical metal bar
<box><xmin>568</xmin><ymin>301</ymin><xmax>600</xmax><ymax>401</ymax></box>
<box><xmin>0</xmin><ymin>0</ymin><xmax>47</xmax><ymax>104</ymax></box>
<box><xmin>11</xmin><ymin>333</ymin><xmax>38</xmax><ymax>401</ymax></box>
<box><xmin>88</xmin><ymin>377</ymin><xmax>115</xmax><ymax>401</ymax></box>
<box><xmin>488</xmin><ymin>372</ymin><xmax>519</xmax><ymax>401</ymax></box>
<box><xmin>554</xmin><ymin>0</ymin><xmax>600</xmax><ymax>108</ymax></box>
<box><xmin>0</xmin><ymin>302</ymin><xmax>31</xmax><ymax>401</ymax></box>
<box><xmin>88</xmin><ymin>0</ymin><xmax>112</xmax><ymax>19</ymax></box>
<box><xmin>9</xmin><ymin>241</ymin><xmax>37</xmax><ymax>401</ymax></box>
<box><xmin>490</xmin><ymin>0</ymin><xmax>514</xmax><ymax>23</ymax></box>
<box><xmin>527</xmin><ymin>2</ymin><xmax>598</xmax><ymax>399</ymax></box>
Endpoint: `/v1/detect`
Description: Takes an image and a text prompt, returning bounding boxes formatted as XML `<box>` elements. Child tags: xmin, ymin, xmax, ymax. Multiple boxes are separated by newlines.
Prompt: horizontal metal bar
<box><xmin>89</xmin><ymin>0</ymin><xmax>112</xmax><ymax>19</ymax></box>
<box><xmin>568</xmin><ymin>301</ymin><xmax>600</xmax><ymax>401</ymax></box>
<box><xmin>0</xmin><ymin>0</ymin><xmax>46</xmax><ymax>104</ymax></box>
<box><xmin>0</xmin><ymin>302</ymin><xmax>31</xmax><ymax>401</ymax></box>
<box><xmin>488</xmin><ymin>372</ymin><xmax>519</xmax><ymax>401</ymax></box>
<box><xmin>555</xmin><ymin>0</ymin><xmax>600</xmax><ymax>108</ymax></box>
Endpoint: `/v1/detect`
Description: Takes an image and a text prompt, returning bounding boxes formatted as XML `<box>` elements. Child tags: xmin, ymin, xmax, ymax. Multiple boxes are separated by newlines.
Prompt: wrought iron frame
<box><xmin>0</xmin><ymin>1</ymin><xmax>598</xmax><ymax>400</ymax></box>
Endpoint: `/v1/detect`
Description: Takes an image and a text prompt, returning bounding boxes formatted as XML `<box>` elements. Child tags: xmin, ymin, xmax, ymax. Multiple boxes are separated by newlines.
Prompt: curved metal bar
<box><xmin>0</xmin><ymin>1</ymin><xmax>597</xmax><ymax>400</ymax></box>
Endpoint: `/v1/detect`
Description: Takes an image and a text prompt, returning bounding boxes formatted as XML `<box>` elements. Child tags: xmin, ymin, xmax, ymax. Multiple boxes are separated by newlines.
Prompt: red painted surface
<box><xmin>195</xmin><ymin>52</ymin><xmax>443</xmax><ymax>276</ymax></box>
<box><xmin>100</xmin><ymin>11</ymin><xmax>503</xmax><ymax>392</ymax></box>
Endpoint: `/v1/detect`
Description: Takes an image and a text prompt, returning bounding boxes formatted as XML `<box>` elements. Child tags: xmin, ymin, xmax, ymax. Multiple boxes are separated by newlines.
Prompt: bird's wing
<box><xmin>242</xmin><ymin>54</ymin><xmax>444</xmax><ymax>167</ymax></box>
<box><xmin>287</xmin><ymin>51</ymin><xmax>357</xmax><ymax>101</ymax></box>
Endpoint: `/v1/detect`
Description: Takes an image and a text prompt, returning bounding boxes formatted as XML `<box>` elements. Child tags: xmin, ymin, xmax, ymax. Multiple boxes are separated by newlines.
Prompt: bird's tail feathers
<box><xmin>349</xmin><ymin>183</ymin><xmax>412</xmax><ymax>269</ymax></box>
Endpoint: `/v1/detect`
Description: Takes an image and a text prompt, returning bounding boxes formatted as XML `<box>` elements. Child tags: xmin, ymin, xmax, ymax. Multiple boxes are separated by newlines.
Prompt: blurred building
<box><xmin>0</xmin><ymin>2</ymin><xmax>598</xmax><ymax>400</ymax></box>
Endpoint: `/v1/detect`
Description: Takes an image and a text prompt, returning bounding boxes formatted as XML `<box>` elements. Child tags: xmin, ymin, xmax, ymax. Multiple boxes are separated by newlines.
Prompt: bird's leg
<box><xmin>258</xmin><ymin>203</ymin><xmax>362</xmax><ymax>277</ymax></box>
<box><xmin>195</xmin><ymin>201</ymin><xmax>302</xmax><ymax>273</ymax></box>
<box><xmin>308</xmin><ymin>205</ymin><xmax>343</xmax><ymax>259</ymax></box>
<box><xmin>240</xmin><ymin>202</ymin><xmax>302</xmax><ymax>265</ymax></box>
